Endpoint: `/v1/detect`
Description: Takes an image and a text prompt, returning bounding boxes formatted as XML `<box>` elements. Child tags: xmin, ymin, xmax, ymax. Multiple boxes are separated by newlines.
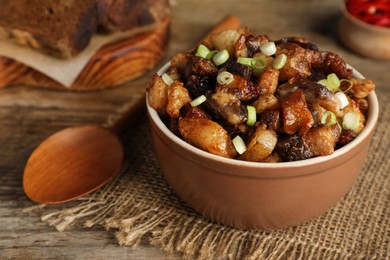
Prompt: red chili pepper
<box><xmin>365</xmin><ymin>15</ymin><xmax>390</xmax><ymax>26</ymax></box>
<box><xmin>346</xmin><ymin>0</ymin><xmax>390</xmax><ymax>27</ymax></box>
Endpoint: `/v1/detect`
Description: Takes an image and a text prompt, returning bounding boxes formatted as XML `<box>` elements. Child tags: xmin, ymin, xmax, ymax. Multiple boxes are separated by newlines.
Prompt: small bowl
<box><xmin>147</xmin><ymin>62</ymin><xmax>379</xmax><ymax>230</ymax></box>
<box><xmin>339</xmin><ymin>1</ymin><xmax>390</xmax><ymax>59</ymax></box>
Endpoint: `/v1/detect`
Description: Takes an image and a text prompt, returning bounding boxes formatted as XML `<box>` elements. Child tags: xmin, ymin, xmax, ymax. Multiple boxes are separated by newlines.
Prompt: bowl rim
<box><xmin>340</xmin><ymin>0</ymin><xmax>390</xmax><ymax>33</ymax></box>
<box><xmin>147</xmin><ymin>61</ymin><xmax>379</xmax><ymax>170</ymax></box>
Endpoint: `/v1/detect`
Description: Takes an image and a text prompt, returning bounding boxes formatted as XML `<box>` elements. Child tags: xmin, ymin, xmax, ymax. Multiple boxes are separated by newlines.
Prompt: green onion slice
<box><xmin>260</xmin><ymin>41</ymin><xmax>277</xmax><ymax>56</ymax></box>
<box><xmin>320</xmin><ymin>111</ymin><xmax>337</xmax><ymax>126</ymax></box>
<box><xmin>217</xmin><ymin>71</ymin><xmax>234</xmax><ymax>85</ymax></box>
<box><xmin>326</xmin><ymin>73</ymin><xmax>341</xmax><ymax>92</ymax></box>
<box><xmin>237</xmin><ymin>57</ymin><xmax>252</xmax><ymax>66</ymax></box>
<box><xmin>317</xmin><ymin>79</ymin><xmax>329</xmax><ymax>88</ymax></box>
<box><xmin>251</xmin><ymin>58</ymin><xmax>266</xmax><ymax>70</ymax></box>
<box><xmin>237</xmin><ymin>57</ymin><xmax>266</xmax><ymax>70</ymax></box>
<box><xmin>206</xmin><ymin>50</ymin><xmax>218</xmax><ymax>60</ymax></box>
<box><xmin>340</xmin><ymin>79</ymin><xmax>354</xmax><ymax>93</ymax></box>
<box><xmin>335</xmin><ymin>91</ymin><xmax>350</xmax><ymax>109</ymax></box>
<box><xmin>273</xmin><ymin>54</ymin><xmax>287</xmax><ymax>69</ymax></box>
<box><xmin>246</xmin><ymin>105</ymin><xmax>257</xmax><ymax>126</ymax></box>
<box><xmin>190</xmin><ymin>95</ymin><xmax>207</xmax><ymax>107</ymax></box>
<box><xmin>342</xmin><ymin>112</ymin><xmax>360</xmax><ymax>132</ymax></box>
<box><xmin>232</xmin><ymin>135</ymin><xmax>247</xmax><ymax>155</ymax></box>
<box><xmin>213</xmin><ymin>49</ymin><xmax>230</xmax><ymax>66</ymax></box>
<box><xmin>161</xmin><ymin>73</ymin><xmax>174</xmax><ymax>86</ymax></box>
<box><xmin>195</xmin><ymin>44</ymin><xmax>211</xmax><ymax>59</ymax></box>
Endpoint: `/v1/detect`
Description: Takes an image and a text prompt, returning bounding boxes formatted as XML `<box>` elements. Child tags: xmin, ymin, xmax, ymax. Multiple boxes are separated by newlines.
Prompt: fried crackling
<box><xmin>252</xmin><ymin>94</ymin><xmax>279</xmax><ymax>114</ymax></box>
<box><xmin>219</xmin><ymin>74</ymin><xmax>260</xmax><ymax>101</ymax></box>
<box><xmin>166</xmin><ymin>81</ymin><xmax>192</xmax><ymax>119</ymax></box>
<box><xmin>275</xmin><ymin>42</ymin><xmax>352</xmax><ymax>81</ymax></box>
<box><xmin>223</xmin><ymin>60</ymin><xmax>253</xmax><ymax>80</ymax></box>
<box><xmin>235</xmin><ymin>33</ymin><xmax>270</xmax><ymax>58</ymax></box>
<box><xmin>291</xmin><ymin>77</ymin><xmax>342</xmax><ymax>117</ymax></box>
<box><xmin>190</xmin><ymin>56</ymin><xmax>219</xmax><ymax>77</ymax></box>
<box><xmin>210</xmin><ymin>29</ymin><xmax>241</xmax><ymax>55</ymax></box>
<box><xmin>280</xmin><ymin>90</ymin><xmax>314</xmax><ymax>136</ymax></box>
<box><xmin>348</xmin><ymin>78</ymin><xmax>376</xmax><ymax>99</ymax></box>
<box><xmin>181</xmin><ymin>104</ymin><xmax>210</xmax><ymax>119</ymax></box>
<box><xmin>302</xmin><ymin>124</ymin><xmax>341</xmax><ymax>157</ymax></box>
<box><xmin>240</xmin><ymin>124</ymin><xmax>278</xmax><ymax>162</ymax></box>
<box><xmin>309</xmin><ymin>103</ymin><xmax>327</xmax><ymax>125</ymax></box>
<box><xmin>276</xmin><ymin>43</ymin><xmax>312</xmax><ymax>81</ymax></box>
<box><xmin>261</xmin><ymin>152</ymin><xmax>283</xmax><ymax>163</ymax></box>
<box><xmin>178</xmin><ymin>117</ymin><xmax>237</xmax><ymax>158</ymax></box>
<box><xmin>147</xmin><ymin>74</ymin><xmax>169</xmax><ymax>116</ymax></box>
<box><xmin>171</xmin><ymin>52</ymin><xmax>192</xmax><ymax>78</ymax></box>
<box><xmin>257</xmin><ymin>67</ymin><xmax>280</xmax><ymax>95</ymax></box>
<box><xmin>320</xmin><ymin>51</ymin><xmax>352</xmax><ymax>79</ymax></box>
<box><xmin>206</xmin><ymin>87</ymin><xmax>247</xmax><ymax>125</ymax></box>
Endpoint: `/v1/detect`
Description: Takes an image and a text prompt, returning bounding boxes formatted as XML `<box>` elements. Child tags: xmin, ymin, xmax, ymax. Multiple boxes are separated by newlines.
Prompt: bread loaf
<box><xmin>0</xmin><ymin>0</ymin><xmax>170</xmax><ymax>58</ymax></box>
<box><xmin>0</xmin><ymin>0</ymin><xmax>98</xmax><ymax>58</ymax></box>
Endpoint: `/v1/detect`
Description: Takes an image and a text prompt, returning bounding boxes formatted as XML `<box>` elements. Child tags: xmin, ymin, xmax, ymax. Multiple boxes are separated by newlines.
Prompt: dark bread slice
<box><xmin>0</xmin><ymin>0</ymin><xmax>98</xmax><ymax>58</ymax></box>
<box><xmin>96</xmin><ymin>0</ymin><xmax>171</xmax><ymax>32</ymax></box>
<box><xmin>0</xmin><ymin>0</ymin><xmax>170</xmax><ymax>59</ymax></box>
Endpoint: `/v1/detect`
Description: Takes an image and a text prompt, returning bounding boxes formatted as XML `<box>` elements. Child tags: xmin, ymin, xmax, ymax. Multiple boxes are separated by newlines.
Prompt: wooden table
<box><xmin>1</xmin><ymin>0</ymin><xmax>389</xmax><ymax>258</ymax></box>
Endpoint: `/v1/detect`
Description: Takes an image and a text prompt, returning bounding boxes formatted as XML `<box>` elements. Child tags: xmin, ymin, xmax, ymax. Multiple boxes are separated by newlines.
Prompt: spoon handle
<box><xmin>105</xmin><ymin>94</ymin><xmax>146</xmax><ymax>135</ymax></box>
<box><xmin>200</xmin><ymin>15</ymin><xmax>241</xmax><ymax>47</ymax></box>
<box><xmin>107</xmin><ymin>15</ymin><xmax>241</xmax><ymax>135</ymax></box>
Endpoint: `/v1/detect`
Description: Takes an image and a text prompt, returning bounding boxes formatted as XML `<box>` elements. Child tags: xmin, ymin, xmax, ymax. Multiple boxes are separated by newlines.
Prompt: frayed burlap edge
<box><xmin>37</xmin><ymin>187</ymin><xmax>367</xmax><ymax>260</ymax></box>
<box><xmin>35</xmin><ymin>92</ymin><xmax>390</xmax><ymax>260</ymax></box>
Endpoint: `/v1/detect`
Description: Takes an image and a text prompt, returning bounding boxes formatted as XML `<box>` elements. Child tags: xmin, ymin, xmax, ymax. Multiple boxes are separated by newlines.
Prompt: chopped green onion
<box><xmin>317</xmin><ymin>79</ymin><xmax>329</xmax><ymax>88</ymax></box>
<box><xmin>206</xmin><ymin>50</ymin><xmax>218</xmax><ymax>59</ymax></box>
<box><xmin>213</xmin><ymin>49</ymin><xmax>230</xmax><ymax>66</ymax></box>
<box><xmin>335</xmin><ymin>91</ymin><xmax>349</xmax><ymax>109</ymax></box>
<box><xmin>273</xmin><ymin>54</ymin><xmax>287</xmax><ymax>69</ymax></box>
<box><xmin>327</xmin><ymin>73</ymin><xmax>340</xmax><ymax>92</ymax></box>
<box><xmin>317</xmin><ymin>73</ymin><xmax>343</xmax><ymax>93</ymax></box>
<box><xmin>161</xmin><ymin>73</ymin><xmax>174</xmax><ymax>86</ymax></box>
<box><xmin>251</xmin><ymin>59</ymin><xmax>266</xmax><ymax>70</ymax></box>
<box><xmin>237</xmin><ymin>57</ymin><xmax>252</xmax><ymax>66</ymax></box>
<box><xmin>190</xmin><ymin>95</ymin><xmax>207</xmax><ymax>107</ymax></box>
<box><xmin>237</xmin><ymin>57</ymin><xmax>266</xmax><ymax>70</ymax></box>
<box><xmin>340</xmin><ymin>79</ymin><xmax>354</xmax><ymax>93</ymax></box>
<box><xmin>342</xmin><ymin>112</ymin><xmax>360</xmax><ymax>132</ymax></box>
<box><xmin>320</xmin><ymin>111</ymin><xmax>337</xmax><ymax>126</ymax></box>
<box><xmin>195</xmin><ymin>44</ymin><xmax>211</xmax><ymax>59</ymax></box>
<box><xmin>217</xmin><ymin>71</ymin><xmax>234</xmax><ymax>85</ymax></box>
<box><xmin>260</xmin><ymin>42</ymin><xmax>277</xmax><ymax>56</ymax></box>
<box><xmin>246</xmin><ymin>105</ymin><xmax>257</xmax><ymax>126</ymax></box>
<box><xmin>232</xmin><ymin>135</ymin><xmax>247</xmax><ymax>154</ymax></box>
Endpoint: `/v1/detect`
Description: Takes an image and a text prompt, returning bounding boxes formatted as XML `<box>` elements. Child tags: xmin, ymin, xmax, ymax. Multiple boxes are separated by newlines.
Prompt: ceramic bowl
<box><xmin>146</xmin><ymin>62</ymin><xmax>379</xmax><ymax>230</ymax></box>
<box><xmin>339</xmin><ymin>1</ymin><xmax>390</xmax><ymax>59</ymax></box>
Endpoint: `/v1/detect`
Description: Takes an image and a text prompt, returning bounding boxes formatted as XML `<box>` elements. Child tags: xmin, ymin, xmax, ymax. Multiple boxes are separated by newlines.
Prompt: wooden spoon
<box><xmin>23</xmin><ymin>15</ymin><xmax>241</xmax><ymax>204</ymax></box>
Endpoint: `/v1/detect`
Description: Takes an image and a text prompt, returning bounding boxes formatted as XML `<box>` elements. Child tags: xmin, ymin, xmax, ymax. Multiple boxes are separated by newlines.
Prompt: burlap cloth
<box><xmin>39</xmin><ymin>90</ymin><xmax>390</xmax><ymax>260</ymax></box>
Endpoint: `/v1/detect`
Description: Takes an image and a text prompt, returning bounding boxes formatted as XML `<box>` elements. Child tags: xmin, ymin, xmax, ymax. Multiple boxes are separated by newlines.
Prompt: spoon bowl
<box><xmin>23</xmin><ymin>125</ymin><xmax>123</xmax><ymax>204</ymax></box>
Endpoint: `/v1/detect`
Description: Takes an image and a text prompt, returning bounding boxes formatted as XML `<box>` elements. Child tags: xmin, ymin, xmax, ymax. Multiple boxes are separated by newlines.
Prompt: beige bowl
<box><xmin>147</xmin><ymin>62</ymin><xmax>379</xmax><ymax>230</ymax></box>
<box><xmin>339</xmin><ymin>1</ymin><xmax>390</xmax><ymax>59</ymax></box>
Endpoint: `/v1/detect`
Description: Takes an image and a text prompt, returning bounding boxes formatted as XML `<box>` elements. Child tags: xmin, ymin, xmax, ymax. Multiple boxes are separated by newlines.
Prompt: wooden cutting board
<box><xmin>0</xmin><ymin>18</ymin><xmax>170</xmax><ymax>91</ymax></box>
